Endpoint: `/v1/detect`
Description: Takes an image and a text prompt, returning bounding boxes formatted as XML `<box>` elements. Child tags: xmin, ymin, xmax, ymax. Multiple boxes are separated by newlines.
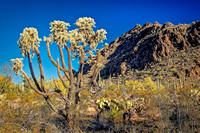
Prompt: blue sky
<box><xmin>0</xmin><ymin>0</ymin><xmax>200</xmax><ymax>83</ymax></box>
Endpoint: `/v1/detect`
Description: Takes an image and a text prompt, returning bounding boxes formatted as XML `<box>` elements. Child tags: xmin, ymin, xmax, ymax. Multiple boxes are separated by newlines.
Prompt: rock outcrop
<box><xmin>98</xmin><ymin>21</ymin><xmax>200</xmax><ymax>78</ymax></box>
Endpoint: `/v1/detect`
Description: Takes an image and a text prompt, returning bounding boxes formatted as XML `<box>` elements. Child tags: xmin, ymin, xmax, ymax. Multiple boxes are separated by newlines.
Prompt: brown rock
<box><xmin>84</xmin><ymin>21</ymin><xmax>200</xmax><ymax>79</ymax></box>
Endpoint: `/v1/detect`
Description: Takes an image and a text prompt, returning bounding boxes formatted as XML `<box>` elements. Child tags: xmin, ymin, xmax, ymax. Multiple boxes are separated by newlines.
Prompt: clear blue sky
<box><xmin>0</xmin><ymin>0</ymin><xmax>200</xmax><ymax>83</ymax></box>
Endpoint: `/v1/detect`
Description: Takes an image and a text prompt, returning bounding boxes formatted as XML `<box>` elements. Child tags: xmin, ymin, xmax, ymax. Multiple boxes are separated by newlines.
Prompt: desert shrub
<box><xmin>125</xmin><ymin>77</ymin><xmax>164</xmax><ymax>97</ymax></box>
<box><xmin>0</xmin><ymin>87</ymin><xmax>60</xmax><ymax>132</ymax></box>
<box><xmin>107</xmin><ymin>83</ymin><xmax>118</xmax><ymax>90</ymax></box>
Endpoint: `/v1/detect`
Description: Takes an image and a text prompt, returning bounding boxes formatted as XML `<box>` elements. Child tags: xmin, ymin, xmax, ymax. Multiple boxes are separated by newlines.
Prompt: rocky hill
<box><xmin>97</xmin><ymin>21</ymin><xmax>200</xmax><ymax>79</ymax></box>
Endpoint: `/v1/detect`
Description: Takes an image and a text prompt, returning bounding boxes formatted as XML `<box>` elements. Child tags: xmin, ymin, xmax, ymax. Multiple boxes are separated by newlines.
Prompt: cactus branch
<box><xmin>46</xmin><ymin>41</ymin><xmax>70</xmax><ymax>80</ymax></box>
<box><xmin>66</xmin><ymin>46</ymin><xmax>74</xmax><ymax>84</ymax></box>
<box><xmin>65</xmin><ymin>46</ymin><xmax>74</xmax><ymax>100</ymax></box>
<box><xmin>33</xmin><ymin>45</ymin><xmax>45</xmax><ymax>92</ymax></box>
<box><xmin>20</xmin><ymin>70</ymin><xmax>57</xmax><ymax>96</ymax></box>
<box><xmin>58</xmin><ymin>44</ymin><xmax>71</xmax><ymax>81</ymax></box>
<box><xmin>56</xmin><ymin>59</ymin><xmax>72</xmax><ymax>91</ymax></box>
<box><xmin>21</xmin><ymin>69</ymin><xmax>69</xmax><ymax>119</ymax></box>
<box><xmin>27</xmin><ymin>52</ymin><xmax>42</xmax><ymax>91</ymax></box>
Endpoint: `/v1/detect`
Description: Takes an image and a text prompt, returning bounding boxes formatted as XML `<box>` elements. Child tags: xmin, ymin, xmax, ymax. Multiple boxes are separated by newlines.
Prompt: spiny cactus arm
<box><xmin>56</xmin><ymin>59</ymin><xmax>69</xmax><ymax>89</ymax></box>
<box><xmin>58</xmin><ymin>44</ymin><xmax>70</xmax><ymax>81</ymax></box>
<box><xmin>11</xmin><ymin>58</ymin><xmax>46</xmax><ymax>96</ymax></box>
<box><xmin>21</xmin><ymin>70</ymin><xmax>44</xmax><ymax>95</ymax></box>
<box><xmin>20</xmin><ymin>70</ymin><xmax>58</xmax><ymax>96</ymax></box>
<box><xmin>85</xmin><ymin>47</ymin><xmax>92</xmax><ymax>54</ymax></box>
<box><xmin>56</xmin><ymin>59</ymin><xmax>73</xmax><ymax>99</ymax></box>
<box><xmin>83</xmin><ymin>56</ymin><xmax>97</xmax><ymax>66</ymax></box>
<box><xmin>63</xmin><ymin>45</ymin><xmax>74</xmax><ymax>99</ymax></box>
<box><xmin>83</xmin><ymin>51</ymin><xmax>97</xmax><ymax>66</ymax></box>
<box><xmin>46</xmin><ymin>41</ymin><xmax>70</xmax><ymax>78</ymax></box>
<box><xmin>27</xmin><ymin>52</ymin><xmax>42</xmax><ymax>91</ymax></box>
<box><xmin>91</xmin><ymin>49</ymin><xmax>102</xmax><ymax>81</ymax></box>
<box><xmin>91</xmin><ymin>67</ymin><xmax>99</xmax><ymax>87</ymax></box>
<box><xmin>58</xmin><ymin>44</ymin><xmax>66</xmax><ymax>69</ymax></box>
<box><xmin>83</xmin><ymin>55</ymin><xmax>90</xmax><ymax>59</ymax></box>
<box><xmin>21</xmin><ymin>69</ymin><xmax>68</xmax><ymax>118</ymax></box>
<box><xmin>84</xmin><ymin>43</ymin><xmax>108</xmax><ymax>66</ymax></box>
<box><xmin>46</xmin><ymin>41</ymin><xmax>58</xmax><ymax>66</ymax></box>
<box><xmin>77</xmin><ymin>49</ymin><xmax>105</xmax><ymax>92</ymax></box>
<box><xmin>17</xmin><ymin>27</ymin><xmax>41</xmax><ymax>57</ymax></box>
<box><xmin>75</xmin><ymin>52</ymin><xmax>103</xmax><ymax>94</ymax></box>
<box><xmin>33</xmin><ymin>45</ymin><xmax>45</xmax><ymax>92</ymax></box>
<box><xmin>65</xmin><ymin>46</ymin><xmax>74</xmax><ymax>86</ymax></box>
<box><xmin>17</xmin><ymin>27</ymin><xmax>44</xmax><ymax>92</ymax></box>
<box><xmin>45</xmin><ymin>20</ymin><xmax>71</xmax><ymax>80</ymax></box>
<box><xmin>84</xmin><ymin>58</ymin><xmax>96</xmax><ymax>66</ymax></box>
<box><xmin>86</xmin><ymin>29</ymin><xmax>107</xmax><ymax>51</ymax></box>
<box><xmin>76</xmin><ymin>58</ymin><xmax>84</xmax><ymax>88</ymax></box>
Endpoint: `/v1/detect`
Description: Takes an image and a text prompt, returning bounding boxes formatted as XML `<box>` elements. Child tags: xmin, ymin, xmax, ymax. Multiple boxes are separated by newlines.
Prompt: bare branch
<box><xmin>21</xmin><ymin>70</ymin><xmax>66</xmax><ymax>97</ymax></box>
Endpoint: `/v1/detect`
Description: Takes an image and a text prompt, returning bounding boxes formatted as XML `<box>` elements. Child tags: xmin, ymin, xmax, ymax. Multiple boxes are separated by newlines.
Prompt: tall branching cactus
<box><xmin>11</xmin><ymin>17</ymin><xmax>109</xmax><ymax>129</ymax></box>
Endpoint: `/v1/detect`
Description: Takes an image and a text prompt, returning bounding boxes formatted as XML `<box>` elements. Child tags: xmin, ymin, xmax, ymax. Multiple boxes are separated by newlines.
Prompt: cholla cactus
<box><xmin>69</xmin><ymin>29</ymin><xmax>86</xmax><ymax>45</ymax></box>
<box><xmin>50</xmin><ymin>20</ymin><xmax>70</xmax><ymax>33</ymax></box>
<box><xmin>10</xmin><ymin>58</ymin><xmax>23</xmax><ymax>76</ymax></box>
<box><xmin>75</xmin><ymin>17</ymin><xmax>96</xmax><ymax>30</ymax></box>
<box><xmin>12</xmin><ymin>17</ymin><xmax>109</xmax><ymax>130</ymax></box>
<box><xmin>46</xmin><ymin>20</ymin><xmax>71</xmax><ymax>47</ymax></box>
<box><xmin>18</xmin><ymin>28</ymin><xmax>41</xmax><ymax>57</ymax></box>
<box><xmin>89</xmin><ymin>29</ymin><xmax>107</xmax><ymax>50</ymax></box>
<box><xmin>95</xmin><ymin>29</ymin><xmax>107</xmax><ymax>43</ymax></box>
<box><xmin>44</xmin><ymin>17</ymin><xmax>107</xmax><ymax>66</ymax></box>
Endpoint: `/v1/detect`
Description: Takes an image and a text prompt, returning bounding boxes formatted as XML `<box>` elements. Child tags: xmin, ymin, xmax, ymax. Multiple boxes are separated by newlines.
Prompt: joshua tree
<box><xmin>11</xmin><ymin>17</ymin><xmax>108</xmax><ymax>130</ymax></box>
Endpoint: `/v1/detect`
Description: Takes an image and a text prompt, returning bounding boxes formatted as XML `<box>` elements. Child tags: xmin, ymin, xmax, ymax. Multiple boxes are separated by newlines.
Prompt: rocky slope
<box><xmin>98</xmin><ymin>21</ymin><xmax>200</xmax><ymax>78</ymax></box>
